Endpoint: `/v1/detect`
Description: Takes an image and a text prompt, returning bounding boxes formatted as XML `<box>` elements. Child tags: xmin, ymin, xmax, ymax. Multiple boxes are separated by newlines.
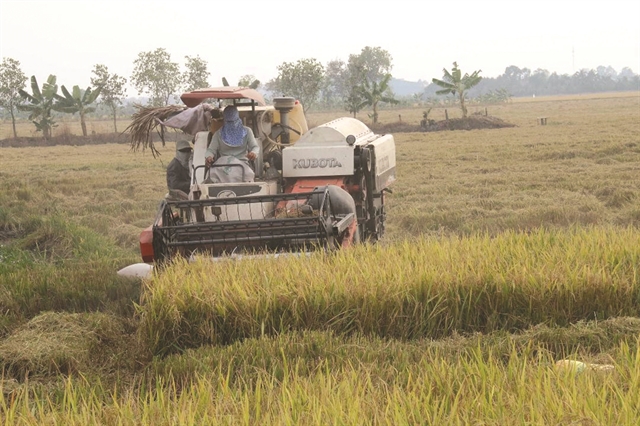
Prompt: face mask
<box><xmin>176</xmin><ymin>150</ymin><xmax>193</xmax><ymax>169</ymax></box>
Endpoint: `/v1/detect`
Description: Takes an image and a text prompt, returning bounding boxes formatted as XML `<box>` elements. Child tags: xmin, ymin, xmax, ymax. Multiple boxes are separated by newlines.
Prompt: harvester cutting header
<box><xmin>130</xmin><ymin>86</ymin><xmax>396</xmax><ymax>264</ymax></box>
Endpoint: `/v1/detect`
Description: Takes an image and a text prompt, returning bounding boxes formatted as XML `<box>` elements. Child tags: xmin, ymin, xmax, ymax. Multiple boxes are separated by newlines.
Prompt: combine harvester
<box><xmin>118</xmin><ymin>87</ymin><xmax>396</xmax><ymax>278</ymax></box>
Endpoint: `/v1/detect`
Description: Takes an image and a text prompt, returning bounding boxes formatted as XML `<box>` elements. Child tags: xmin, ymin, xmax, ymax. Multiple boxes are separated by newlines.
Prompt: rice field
<box><xmin>140</xmin><ymin>228</ymin><xmax>640</xmax><ymax>356</ymax></box>
<box><xmin>1</xmin><ymin>91</ymin><xmax>639</xmax><ymax>424</ymax></box>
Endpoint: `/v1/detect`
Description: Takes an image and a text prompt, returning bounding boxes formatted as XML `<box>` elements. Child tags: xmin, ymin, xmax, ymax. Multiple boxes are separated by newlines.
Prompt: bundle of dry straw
<box><xmin>124</xmin><ymin>104</ymin><xmax>186</xmax><ymax>156</ymax></box>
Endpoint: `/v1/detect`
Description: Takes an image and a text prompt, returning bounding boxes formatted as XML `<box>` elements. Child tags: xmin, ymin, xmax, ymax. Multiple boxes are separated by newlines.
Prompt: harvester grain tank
<box><xmin>133</xmin><ymin>87</ymin><xmax>396</xmax><ymax>265</ymax></box>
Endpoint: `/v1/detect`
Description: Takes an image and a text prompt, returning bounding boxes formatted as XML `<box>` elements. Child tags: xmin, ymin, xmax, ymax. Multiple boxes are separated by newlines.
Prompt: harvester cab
<box><xmin>138</xmin><ymin>86</ymin><xmax>396</xmax><ymax>265</ymax></box>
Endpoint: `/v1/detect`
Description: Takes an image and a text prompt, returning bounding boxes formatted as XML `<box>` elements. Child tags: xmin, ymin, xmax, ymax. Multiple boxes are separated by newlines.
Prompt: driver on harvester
<box><xmin>204</xmin><ymin>105</ymin><xmax>259</xmax><ymax>183</ymax></box>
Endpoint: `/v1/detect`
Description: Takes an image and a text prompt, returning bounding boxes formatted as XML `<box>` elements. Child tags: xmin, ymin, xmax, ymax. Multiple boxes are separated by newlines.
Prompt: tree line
<box><xmin>0</xmin><ymin>60</ymin><xmax>128</xmax><ymax>139</ymax></box>
<box><xmin>421</xmin><ymin>65</ymin><xmax>639</xmax><ymax>101</ymax></box>
<box><xmin>0</xmin><ymin>46</ymin><xmax>404</xmax><ymax>138</ymax></box>
<box><xmin>0</xmin><ymin>47</ymin><xmax>638</xmax><ymax>139</ymax></box>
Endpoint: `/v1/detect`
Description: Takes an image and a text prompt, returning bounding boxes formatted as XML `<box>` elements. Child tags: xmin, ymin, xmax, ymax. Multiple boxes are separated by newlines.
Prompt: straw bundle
<box><xmin>124</xmin><ymin>104</ymin><xmax>186</xmax><ymax>156</ymax></box>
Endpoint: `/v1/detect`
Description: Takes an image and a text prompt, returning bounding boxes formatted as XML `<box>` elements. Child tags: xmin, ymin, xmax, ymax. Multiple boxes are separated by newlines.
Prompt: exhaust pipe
<box><xmin>273</xmin><ymin>97</ymin><xmax>296</xmax><ymax>145</ymax></box>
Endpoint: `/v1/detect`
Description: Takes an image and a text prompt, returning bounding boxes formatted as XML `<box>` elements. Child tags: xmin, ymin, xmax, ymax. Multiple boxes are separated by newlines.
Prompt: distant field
<box><xmin>310</xmin><ymin>91</ymin><xmax>640</xmax><ymax>127</ymax></box>
<box><xmin>1</xmin><ymin>91</ymin><xmax>640</xmax><ymax>424</ymax></box>
<box><xmin>1</xmin><ymin>91</ymin><xmax>637</xmax><ymax>139</ymax></box>
<box><xmin>0</xmin><ymin>117</ymin><xmax>130</xmax><ymax>139</ymax></box>
<box><xmin>2</xmin><ymin>91</ymin><xmax>637</xmax><ymax>242</ymax></box>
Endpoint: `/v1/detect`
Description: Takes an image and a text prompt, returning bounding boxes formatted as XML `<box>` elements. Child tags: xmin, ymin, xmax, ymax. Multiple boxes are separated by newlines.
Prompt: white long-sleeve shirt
<box><xmin>204</xmin><ymin>126</ymin><xmax>259</xmax><ymax>162</ymax></box>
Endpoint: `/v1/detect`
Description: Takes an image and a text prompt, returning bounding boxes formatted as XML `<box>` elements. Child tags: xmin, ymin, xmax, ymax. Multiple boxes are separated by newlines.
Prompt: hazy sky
<box><xmin>1</xmin><ymin>0</ymin><xmax>639</xmax><ymax>94</ymax></box>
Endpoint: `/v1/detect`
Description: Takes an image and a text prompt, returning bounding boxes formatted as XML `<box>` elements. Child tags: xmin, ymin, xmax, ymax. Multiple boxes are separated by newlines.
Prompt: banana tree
<box><xmin>54</xmin><ymin>85</ymin><xmax>101</xmax><ymax>137</ymax></box>
<box><xmin>345</xmin><ymin>87</ymin><xmax>364</xmax><ymax>118</ymax></box>
<box><xmin>18</xmin><ymin>75</ymin><xmax>59</xmax><ymax>139</ymax></box>
<box><xmin>432</xmin><ymin>62</ymin><xmax>482</xmax><ymax>118</ymax></box>
<box><xmin>357</xmin><ymin>73</ymin><xmax>398</xmax><ymax>124</ymax></box>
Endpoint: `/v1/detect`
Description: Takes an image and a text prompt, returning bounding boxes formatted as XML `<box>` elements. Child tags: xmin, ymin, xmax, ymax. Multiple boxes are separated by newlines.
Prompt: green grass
<box><xmin>0</xmin><ymin>215</ymin><xmax>141</xmax><ymax>336</ymax></box>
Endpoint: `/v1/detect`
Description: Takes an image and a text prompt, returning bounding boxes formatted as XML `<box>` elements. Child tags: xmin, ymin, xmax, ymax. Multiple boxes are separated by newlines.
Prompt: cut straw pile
<box><xmin>0</xmin><ymin>312</ymin><xmax>131</xmax><ymax>378</ymax></box>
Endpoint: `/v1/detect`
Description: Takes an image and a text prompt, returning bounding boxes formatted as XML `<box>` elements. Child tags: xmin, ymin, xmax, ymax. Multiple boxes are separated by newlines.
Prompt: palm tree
<box><xmin>54</xmin><ymin>85</ymin><xmax>101</xmax><ymax>137</ymax></box>
<box><xmin>432</xmin><ymin>62</ymin><xmax>482</xmax><ymax>118</ymax></box>
<box><xmin>18</xmin><ymin>75</ymin><xmax>59</xmax><ymax>139</ymax></box>
<box><xmin>357</xmin><ymin>73</ymin><xmax>398</xmax><ymax>124</ymax></box>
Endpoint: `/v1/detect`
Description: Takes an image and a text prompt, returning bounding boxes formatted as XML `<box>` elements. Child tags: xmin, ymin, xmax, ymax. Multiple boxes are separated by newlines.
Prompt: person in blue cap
<box><xmin>205</xmin><ymin>105</ymin><xmax>259</xmax><ymax>167</ymax></box>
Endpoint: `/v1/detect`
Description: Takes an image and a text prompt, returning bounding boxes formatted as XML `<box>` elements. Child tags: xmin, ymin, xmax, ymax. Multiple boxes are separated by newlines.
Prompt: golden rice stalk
<box><xmin>273</xmin><ymin>205</ymin><xmax>319</xmax><ymax>218</ymax></box>
<box><xmin>124</xmin><ymin>104</ymin><xmax>186</xmax><ymax>157</ymax></box>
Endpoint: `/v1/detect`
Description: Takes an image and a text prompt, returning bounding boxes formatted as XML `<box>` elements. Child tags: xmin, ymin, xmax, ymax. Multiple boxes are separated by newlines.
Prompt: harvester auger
<box><xmin>123</xmin><ymin>87</ymin><xmax>396</xmax><ymax>273</ymax></box>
